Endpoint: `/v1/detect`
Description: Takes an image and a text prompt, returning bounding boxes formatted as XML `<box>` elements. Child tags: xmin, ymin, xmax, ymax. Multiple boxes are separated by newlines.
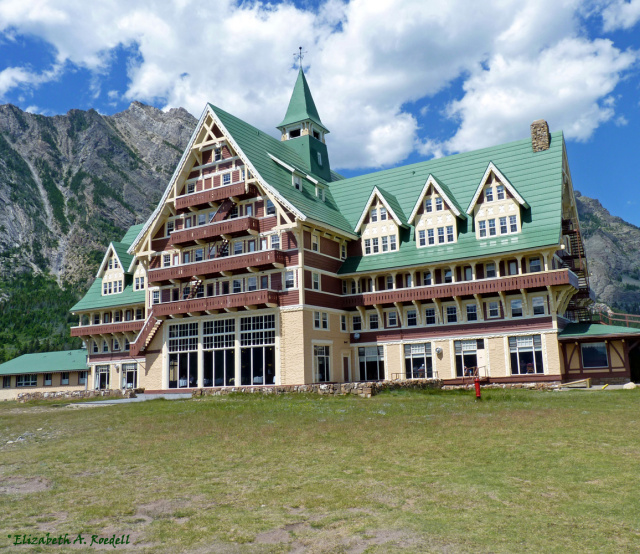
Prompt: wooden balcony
<box><xmin>148</xmin><ymin>249</ymin><xmax>286</xmax><ymax>283</ymax></box>
<box><xmin>153</xmin><ymin>290</ymin><xmax>280</xmax><ymax>316</ymax></box>
<box><xmin>70</xmin><ymin>320</ymin><xmax>144</xmax><ymax>337</ymax></box>
<box><xmin>175</xmin><ymin>181</ymin><xmax>247</xmax><ymax>210</ymax></box>
<box><xmin>343</xmin><ymin>269</ymin><xmax>579</xmax><ymax>308</ymax></box>
<box><xmin>169</xmin><ymin>216</ymin><xmax>259</xmax><ymax>246</ymax></box>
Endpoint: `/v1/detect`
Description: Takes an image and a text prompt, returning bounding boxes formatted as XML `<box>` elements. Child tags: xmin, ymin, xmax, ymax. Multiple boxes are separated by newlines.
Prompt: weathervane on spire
<box><xmin>293</xmin><ymin>46</ymin><xmax>307</xmax><ymax>70</ymax></box>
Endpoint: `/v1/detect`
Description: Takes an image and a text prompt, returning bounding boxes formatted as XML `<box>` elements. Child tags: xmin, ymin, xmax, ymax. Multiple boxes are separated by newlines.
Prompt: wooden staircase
<box><xmin>129</xmin><ymin>311</ymin><xmax>163</xmax><ymax>356</ymax></box>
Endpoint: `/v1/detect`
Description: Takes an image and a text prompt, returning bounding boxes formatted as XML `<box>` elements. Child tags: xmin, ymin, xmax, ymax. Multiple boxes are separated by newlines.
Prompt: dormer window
<box><xmin>425</xmin><ymin>199</ymin><xmax>432</xmax><ymax>212</ymax></box>
<box><xmin>214</xmin><ymin>148</ymin><xmax>221</xmax><ymax>161</ymax></box>
<box><xmin>380</xmin><ymin>207</ymin><xmax>387</xmax><ymax>221</ymax></box>
<box><xmin>435</xmin><ymin>197</ymin><xmax>443</xmax><ymax>211</ymax></box>
<box><xmin>108</xmin><ymin>259</ymin><xmax>113</xmax><ymax>270</ymax></box>
<box><xmin>485</xmin><ymin>188</ymin><xmax>494</xmax><ymax>202</ymax></box>
<box><xmin>496</xmin><ymin>184</ymin><xmax>505</xmax><ymax>200</ymax></box>
<box><xmin>371</xmin><ymin>208</ymin><xmax>378</xmax><ymax>222</ymax></box>
<box><xmin>293</xmin><ymin>175</ymin><xmax>302</xmax><ymax>190</ymax></box>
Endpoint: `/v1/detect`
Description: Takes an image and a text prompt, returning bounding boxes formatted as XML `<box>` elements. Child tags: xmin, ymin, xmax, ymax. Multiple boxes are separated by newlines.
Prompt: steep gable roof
<box><xmin>354</xmin><ymin>186</ymin><xmax>408</xmax><ymax>233</ymax></box>
<box><xmin>277</xmin><ymin>68</ymin><xmax>328</xmax><ymax>132</ymax></box>
<box><xmin>407</xmin><ymin>174</ymin><xmax>465</xmax><ymax>224</ymax></box>
<box><xmin>466</xmin><ymin>161</ymin><xmax>529</xmax><ymax>214</ymax></box>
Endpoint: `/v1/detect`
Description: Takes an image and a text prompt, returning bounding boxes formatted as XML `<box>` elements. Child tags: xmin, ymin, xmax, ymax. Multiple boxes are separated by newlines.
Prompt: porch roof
<box><xmin>558</xmin><ymin>323</ymin><xmax>640</xmax><ymax>341</ymax></box>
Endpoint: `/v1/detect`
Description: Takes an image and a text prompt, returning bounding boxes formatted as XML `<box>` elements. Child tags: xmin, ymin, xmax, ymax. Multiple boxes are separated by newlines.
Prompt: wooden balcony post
<box><xmin>471</xmin><ymin>263</ymin><xmax>477</xmax><ymax>281</ymax></box>
<box><xmin>391</xmin><ymin>272</ymin><xmax>397</xmax><ymax>290</ymax></box>
<box><xmin>473</xmin><ymin>294</ymin><xmax>484</xmax><ymax>321</ymax></box>
<box><xmin>495</xmin><ymin>259</ymin><xmax>502</xmax><ymax>278</ymax></box>
<box><xmin>450</xmin><ymin>265</ymin><xmax>457</xmax><ymax>283</ymax></box>
<box><xmin>412</xmin><ymin>300</ymin><xmax>422</xmax><ymax>324</ymax></box>
<box><xmin>432</xmin><ymin>298</ymin><xmax>443</xmax><ymax>324</ymax></box>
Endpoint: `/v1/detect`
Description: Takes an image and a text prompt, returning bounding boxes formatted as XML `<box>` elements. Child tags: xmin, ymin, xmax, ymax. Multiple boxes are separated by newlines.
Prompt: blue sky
<box><xmin>0</xmin><ymin>0</ymin><xmax>639</xmax><ymax>224</ymax></box>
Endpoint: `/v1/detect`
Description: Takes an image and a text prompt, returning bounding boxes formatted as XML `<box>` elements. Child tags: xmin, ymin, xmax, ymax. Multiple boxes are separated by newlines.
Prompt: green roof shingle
<box><xmin>277</xmin><ymin>68</ymin><xmax>327</xmax><ymax>131</ymax></box>
<box><xmin>0</xmin><ymin>350</ymin><xmax>87</xmax><ymax>376</ymax></box>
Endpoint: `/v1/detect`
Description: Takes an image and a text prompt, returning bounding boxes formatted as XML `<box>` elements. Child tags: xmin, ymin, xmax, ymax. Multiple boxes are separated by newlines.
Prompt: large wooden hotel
<box><xmin>62</xmin><ymin>69</ymin><xmax>640</xmax><ymax>393</ymax></box>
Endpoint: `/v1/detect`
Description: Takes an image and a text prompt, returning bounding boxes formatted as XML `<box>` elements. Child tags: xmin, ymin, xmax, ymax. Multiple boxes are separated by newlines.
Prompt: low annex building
<box><xmin>66</xmin><ymin>69</ymin><xmax>640</xmax><ymax>392</ymax></box>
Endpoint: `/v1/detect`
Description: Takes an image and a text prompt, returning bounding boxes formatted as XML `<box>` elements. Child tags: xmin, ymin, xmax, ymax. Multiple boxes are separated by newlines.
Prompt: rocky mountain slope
<box><xmin>0</xmin><ymin>102</ymin><xmax>197</xmax><ymax>286</ymax></box>
<box><xmin>576</xmin><ymin>191</ymin><xmax>640</xmax><ymax>313</ymax></box>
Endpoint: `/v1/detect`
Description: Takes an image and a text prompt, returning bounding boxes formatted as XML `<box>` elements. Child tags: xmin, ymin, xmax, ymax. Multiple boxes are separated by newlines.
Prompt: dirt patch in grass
<box><xmin>0</xmin><ymin>476</ymin><xmax>50</xmax><ymax>495</ymax></box>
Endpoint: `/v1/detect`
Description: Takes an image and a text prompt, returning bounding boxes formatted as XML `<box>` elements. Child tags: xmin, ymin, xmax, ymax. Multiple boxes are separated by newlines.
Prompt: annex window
<box><xmin>61</xmin><ymin>372</ymin><xmax>69</xmax><ymax>385</ymax></box>
<box><xmin>78</xmin><ymin>371</ymin><xmax>87</xmax><ymax>385</ymax></box>
<box><xmin>17</xmin><ymin>374</ymin><xmax>37</xmax><ymax>387</ymax></box>
<box><xmin>405</xmin><ymin>343</ymin><xmax>433</xmax><ymax>379</ymax></box>
<box><xmin>3</xmin><ymin>376</ymin><xmax>11</xmax><ymax>388</ymax></box>
<box><xmin>581</xmin><ymin>342</ymin><xmax>608</xmax><ymax>369</ymax></box>
<box><xmin>511</xmin><ymin>299</ymin><xmax>523</xmax><ymax>317</ymax></box>
<box><xmin>425</xmin><ymin>308</ymin><xmax>436</xmax><ymax>325</ymax></box>
<box><xmin>358</xmin><ymin>346</ymin><xmax>384</xmax><ymax>381</ymax></box>
<box><xmin>44</xmin><ymin>373</ymin><xmax>52</xmax><ymax>386</ymax></box>
<box><xmin>532</xmin><ymin>296</ymin><xmax>545</xmax><ymax>315</ymax></box>
<box><xmin>509</xmin><ymin>335</ymin><xmax>544</xmax><ymax>374</ymax></box>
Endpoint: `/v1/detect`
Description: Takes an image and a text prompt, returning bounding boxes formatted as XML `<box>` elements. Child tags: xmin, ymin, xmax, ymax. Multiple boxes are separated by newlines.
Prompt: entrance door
<box><xmin>95</xmin><ymin>366</ymin><xmax>110</xmax><ymax>390</ymax></box>
<box><xmin>342</xmin><ymin>355</ymin><xmax>351</xmax><ymax>382</ymax></box>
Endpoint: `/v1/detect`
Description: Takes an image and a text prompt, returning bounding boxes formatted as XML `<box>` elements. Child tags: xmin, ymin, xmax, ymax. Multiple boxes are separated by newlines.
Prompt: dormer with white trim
<box><xmin>467</xmin><ymin>162</ymin><xmax>529</xmax><ymax>240</ymax></box>
<box><xmin>98</xmin><ymin>245</ymin><xmax>125</xmax><ymax>296</ymax></box>
<box><xmin>408</xmin><ymin>175</ymin><xmax>465</xmax><ymax>248</ymax></box>
<box><xmin>355</xmin><ymin>187</ymin><xmax>407</xmax><ymax>256</ymax></box>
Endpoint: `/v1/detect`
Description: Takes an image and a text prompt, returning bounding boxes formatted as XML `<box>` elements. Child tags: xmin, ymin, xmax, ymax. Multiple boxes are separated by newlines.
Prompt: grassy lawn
<box><xmin>1</xmin><ymin>389</ymin><xmax>639</xmax><ymax>553</ymax></box>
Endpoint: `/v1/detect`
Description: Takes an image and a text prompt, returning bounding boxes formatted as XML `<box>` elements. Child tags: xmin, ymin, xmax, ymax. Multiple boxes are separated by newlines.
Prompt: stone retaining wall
<box><xmin>443</xmin><ymin>382</ymin><xmax>561</xmax><ymax>391</ymax></box>
<box><xmin>16</xmin><ymin>389</ymin><xmax>136</xmax><ymax>403</ymax></box>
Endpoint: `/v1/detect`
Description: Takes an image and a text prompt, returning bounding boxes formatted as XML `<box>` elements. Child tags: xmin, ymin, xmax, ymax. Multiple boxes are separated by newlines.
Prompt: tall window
<box><xmin>352</xmin><ymin>315</ymin><xmax>362</xmax><ymax>331</ymax></box>
<box><xmin>382</xmin><ymin>236</ymin><xmax>389</xmax><ymax>252</ymax></box>
<box><xmin>418</xmin><ymin>230</ymin><xmax>426</xmax><ymax>247</ymax></box>
<box><xmin>485</xmin><ymin>187</ymin><xmax>494</xmax><ymax>202</ymax></box>
<box><xmin>509</xmin><ymin>336</ymin><xmax>544</xmax><ymax>374</ymax></box>
<box><xmin>266</xmin><ymin>199</ymin><xmax>276</xmax><ymax>215</ymax></box>
<box><xmin>425</xmin><ymin>308</ymin><xmax>436</xmax><ymax>325</ymax></box>
<box><xmin>311</xmin><ymin>235</ymin><xmax>319</xmax><ymax>252</ymax></box>
<box><xmin>496</xmin><ymin>184</ymin><xmax>505</xmax><ymax>200</ymax></box>
<box><xmin>423</xmin><ymin>271</ymin><xmax>432</xmax><ymax>286</ymax></box>
<box><xmin>168</xmin><ymin>322</ymin><xmax>199</xmax><ymax>389</ymax></box>
<box><xmin>407</xmin><ymin>310</ymin><xmax>417</xmax><ymax>326</ymax></box>
<box><xmin>285</xmin><ymin>271</ymin><xmax>295</xmax><ymax>289</ymax></box>
<box><xmin>488</xmin><ymin>301</ymin><xmax>500</xmax><ymax>318</ymax></box>
<box><xmin>486</xmin><ymin>263</ymin><xmax>496</xmax><ymax>278</ymax></box>
<box><xmin>312</xmin><ymin>273</ymin><xmax>320</xmax><ymax>290</ymax></box>
<box><xmin>446</xmin><ymin>226</ymin><xmax>454</xmax><ymax>243</ymax></box>
<box><xmin>438</xmin><ymin>227</ymin><xmax>445</xmax><ymax>244</ymax></box>
<box><xmin>532</xmin><ymin>296</ymin><xmax>545</xmax><ymax>315</ymax></box>
<box><xmin>364</xmin><ymin>239</ymin><xmax>371</xmax><ymax>255</ymax></box>
<box><xmin>404</xmin><ymin>343</ymin><xmax>433</xmax><ymax>379</ymax></box>
<box><xmin>358</xmin><ymin>346</ymin><xmax>384</xmax><ymax>381</ymax></box>
<box><xmin>446</xmin><ymin>306</ymin><xmax>457</xmax><ymax>323</ymax></box>
<box><xmin>240</xmin><ymin>315</ymin><xmax>276</xmax><ymax>386</ymax></box>
<box><xmin>479</xmin><ymin>220</ymin><xmax>486</xmax><ymax>238</ymax></box>
<box><xmin>467</xmin><ymin>304</ymin><xmax>477</xmax><ymax>321</ymax></box>
<box><xmin>489</xmin><ymin>219</ymin><xmax>496</xmax><ymax>236</ymax></box>
<box><xmin>380</xmin><ymin>207</ymin><xmax>387</xmax><ymax>221</ymax></box>
<box><xmin>314</xmin><ymin>345</ymin><xmax>330</xmax><ymax>382</ymax></box>
<box><xmin>203</xmin><ymin>319</ymin><xmax>235</xmax><ymax>387</ymax></box>
<box><xmin>369</xmin><ymin>313</ymin><xmax>379</xmax><ymax>330</ymax></box>
<box><xmin>435</xmin><ymin>197</ymin><xmax>443</xmax><ymax>211</ymax></box>
<box><xmin>389</xmin><ymin>235</ymin><xmax>397</xmax><ymax>251</ymax></box>
<box><xmin>511</xmin><ymin>299</ymin><xmax>523</xmax><ymax>317</ymax></box>
<box><xmin>425</xmin><ymin>198</ymin><xmax>432</xmax><ymax>212</ymax></box>
<box><xmin>455</xmin><ymin>340</ymin><xmax>483</xmax><ymax>377</ymax></box>
<box><xmin>370</xmin><ymin>208</ymin><xmax>378</xmax><ymax>222</ymax></box>
<box><xmin>509</xmin><ymin>215</ymin><xmax>518</xmax><ymax>233</ymax></box>
<box><xmin>372</xmin><ymin>237</ymin><xmax>379</xmax><ymax>254</ymax></box>
<box><xmin>444</xmin><ymin>269</ymin><xmax>453</xmax><ymax>283</ymax></box>
<box><xmin>500</xmin><ymin>217</ymin><xmax>508</xmax><ymax>234</ymax></box>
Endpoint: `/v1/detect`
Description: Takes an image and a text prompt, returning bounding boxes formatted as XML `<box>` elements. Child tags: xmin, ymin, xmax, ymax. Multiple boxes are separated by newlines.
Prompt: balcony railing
<box><xmin>175</xmin><ymin>181</ymin><xmax>247</xmax><ymax>210</ymax></box>
<box><xmin>70</xmin><ymin>320</ymin><xmax>144</xmax><ymax>337</ymax></box>
<box><xmin>342</xmin><ymin>269</ymin><xmax>579</xmax><ymax>308</ymax></box>
<box><xmin>169</xmin><ymin>216</ymin><xmax>259</xmax><ymax>246</ymax></box>
<box><xmin>152</xmin><ymin>289</ymin><xmax>280</xmax><ymax>316</ymax></box>
<box><xmin>149</xmin><ymin>249</ymin><xmax>286</xmax><ymax>283</ymax></box>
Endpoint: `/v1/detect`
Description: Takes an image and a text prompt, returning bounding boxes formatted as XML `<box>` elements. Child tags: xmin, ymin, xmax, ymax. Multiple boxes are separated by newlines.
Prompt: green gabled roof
<box><xmin>376</xmin><ymin>186</ymin><xmax>408</xmax><ymax>226</ymax></box>
<box><xmin>277</xmin><ymin>69</ymin><xmax>327</xmax><ymax>132</ymax></box>
<box><xmin>333</xmin><ymin>132</ymin><xmax>565</xmax><ymax>274</ymax></box>
<box><xmin>209</xmin><ymin>103</ymin><xmax>353</xmax><ymax>235</ymax></box>
<box><xmin>0</xmin><ymin>350</ymin><xmax>87</xmax><ymax>376</ymax></box>
<box><xmin>70</xmin><ymin>276</ymin><xmax>145</xmax><ymax>313</ymax></box>
<box><xmin>558</xmin><ymin>323</ymin><xmax>640</xmax><ymax>339</ymax></box>
<box><xmin>111</xmin><ymin>242</ymin><xmax>135</xmax><ymax>274</ymax></box>
<box><xmin>431</xmin><ymin>174</ymin><xmax>465</xmax><ymax>216</ymax></box>
<box><xmin>120</xmin><ymin>223</ymin><xmax>145</xmax><ymax>247</ymax></box>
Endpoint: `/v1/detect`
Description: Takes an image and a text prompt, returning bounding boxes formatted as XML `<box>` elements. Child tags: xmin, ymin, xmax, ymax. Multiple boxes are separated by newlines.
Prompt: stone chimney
<box><xmin>530</xmin><ymin>119</ymin><xmax>550</xmax><ymax>152</ymax></box>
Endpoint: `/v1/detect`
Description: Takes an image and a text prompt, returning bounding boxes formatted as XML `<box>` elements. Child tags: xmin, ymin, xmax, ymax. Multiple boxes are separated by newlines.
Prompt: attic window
<box><xmin>293</xmin><ymin>175</ymin><xmax>302</xmax><ymax>190</ymax></box>
<box><xmin>290</xmin><ymin>129</ymin><xmax>301</xmax><ymax>138</ymax></box>
<box><xmin>315</xmin><ymin>186</ymin><xmax>326</xmax><ymax>201</ymax></box>
<box><xmin>214</xmin><ymin>148</ymin><xmax>221</xmax><ymax>161</ymax></box>
<box><xmin>313</xmin><ymin>130</ymin><xmax>320</xmax><ymax>140</ymax></box>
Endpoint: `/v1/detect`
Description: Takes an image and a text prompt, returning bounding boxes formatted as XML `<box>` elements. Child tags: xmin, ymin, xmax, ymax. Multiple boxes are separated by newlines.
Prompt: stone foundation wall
<box><xmin>590</xmin><ymin>377</ymin><xmax>630</xmax><ymax>386</ymax></box>
<box><xmin>193</xmin><ymin>379</ymin><xmax>445</xmax><ymax>398</ymax></box>
<box><xmin>16</xmin><ymin>389</ymin><xmax>136</xmax><ymax>403</ymax></box>
<box><xmin>443</xmin><ymin>382</ymin><xmax>561</xmax><ymax>391</ymax></box>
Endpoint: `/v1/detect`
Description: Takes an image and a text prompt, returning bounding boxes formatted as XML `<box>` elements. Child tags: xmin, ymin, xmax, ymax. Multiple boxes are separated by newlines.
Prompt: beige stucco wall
<box><xmin>280</xmin><ymin>308</ymin><xmax>306</xmax><ymax>385</ymax></box>
<box><xmin>0</xmin><ymin>372</ymin><xmax>87</xmax><ymax>401</ymax></box>
<box><xmin>304</xmin><ymin>310</ymin><xmax>350</xmax><ymax>383</ymax></box>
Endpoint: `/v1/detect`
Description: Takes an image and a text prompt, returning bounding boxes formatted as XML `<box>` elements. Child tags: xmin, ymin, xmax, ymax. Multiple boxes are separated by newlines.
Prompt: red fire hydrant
<box><xmin>474</xmin><ymin>377</ymin><xmax>481</xmax><ymax>400</ymax></box>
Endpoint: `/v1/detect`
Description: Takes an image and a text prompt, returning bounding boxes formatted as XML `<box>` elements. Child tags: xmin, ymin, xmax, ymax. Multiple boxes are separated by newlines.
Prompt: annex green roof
<box><xmin>558</xmin><ymin>323</ymin><xmax>640</xmax><ymax>340</ymax></box>
<box><xmin>332</xmin><ymin>131</ymin><xmax>565</xmax><ymax>274</ymax></box>
<box><xmin>210</xmin><ymin>103</ymin><xmax>354</xmax><ymax>236</ymax></box>
<box><xmin>0</xmin><ymin>350</ymin><xmax>87</xmax><ymax>376</ymax></box>
<box><xmin>277</xmin><ymin>68</ymin><xmax>327</xmax><ymax>132</ymax></box>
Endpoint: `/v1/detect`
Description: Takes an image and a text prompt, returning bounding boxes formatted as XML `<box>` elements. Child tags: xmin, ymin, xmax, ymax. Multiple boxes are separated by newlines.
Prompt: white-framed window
<box><xmin>427</xmin><ymin>229</ymin><xmax>434</xmax><ymax>245</ymax></box>
<box><xmin>271</xmin><ymin>234</ymin><xmax>280</xmax><ymax>250</ymax></box>
<box><xmin>152</xmin><ymin>290</ymin><xmax>160</xmax><ymax>304</ymax></box>
<box><xmin>581</xmin><ymin>342</ymin><xmax>609</xmax><ymax>368</ymax></box>
<box><xmin>486</xmin><ymin>262</ymin><xmax>496</xmax><ymax>278</ymax></box>
<box><xmin>92</xmin><ymin>341</ymin><xmax>99</xmax><ymax>353</ymax></box>
<box><xmin>312</xmin><ymin>273</ymin><xmax>320</xmax><ymax>290</ymax></box>
<box><xmin>425</xmin><ymin>198</ymin><xmax>432</xmax><ymax>212</ymax></box>
<box><xmin>198</xmin><ymin>213</ymin><xmax>206</xmax><ymax>226</ymax></box>
<box><xmin>372</xmin><ymin>237</ymin><xmax>379</xmax><ymax>254</ymax></box>
<box><xmin>435</xmin><ymin>197</ymin><xmax>443</xmax><ymax>211</ymax></box>
<box><xmin>266</xmin><ymin>199</ymin><xmax>276</xmax><ymax>215</ymax></box>
<box><xmin>405</xmin><ymin>343</ymin><xmax>433</xmax><ymax>379</ymax></box>
<box><xmin>232</xmin><ymin>279</ymin><xmax>243</xmax><ymax>294</ymax></box>
<box><xmin>479</xmin><ymin>220</ymin><xmax>486</xmax><ymax>238</ymax></box>
<box><xmin>423</xmin><ymin>271</ymin><xmax>432</xmax><ymax>286</ymax></box>
<box><xmin>496</xmin><ymin>184</ymin><xmax>505</xmax><ymax>200</ymax></box>
<box><xmin>195</xmin><ymin>248</ymin><xmax>204</xmax><ymax>262</ymax></box>
<box><xmin>103</xmin><ymin>340</ymin><xmax>109</xmax><ymax>353</ymax></box>
<box><xmin>380</xmin><ymin>206</ymin><xmax>387</xmax><ymax>221</ymax></box>
<box><xmin>187</xmin><ymin>182</ymin><xmax>195</xmax><ymax>194</ymax></box>
<box><xmin>529</xmin><ymin>257</ymin><xmax>542</xmax><ymax>273</ymax></box>
<box><xmin>532</xmin><ymin>296</ymin><xmax>545</xmax><ymax>315</ymax></box>
<box><xmin>369</xmin><ymin>313</ymin><xmax>379</xmax><ymax>330</ymax></box>
<box><xmin>358</xmin><ymin>346</ymin><xmax>385</xmax><ymax>380</ymax></box>
<box><xmin>446</xmin><ymin>306</ymin><xmax>457</xmax><ymax>323</ymax></box>
<box><xmin>247</xmin><ymin>276</ymin><xmax>257</xmax><ymax>291</ymax></box>
<box><xmin>163</xmin><ymin>254</ymin><xmax>171</xmax><ymax>268</ymax></box>
<box><xmin>370</xmin><ymin>208</ymin><xmax>378</xmax><ymax>223</ymax></box>
<box><xmin>341</xmin><ymin>315</ymin><xmax>347</xmax><ymax>332</ymax></box>
<box><xmin>388</xmin><ymin>311</ymin><xmax>398</xmax><ymax>327</ymax></box>
<box><xmin>485</xmin><ymin>187</ymin><xmax>494</xmax><ymax>202</ymax></box>
<box><xmin>382</xmin><ymin>236</ymin><xmax>388</xmax><ymax>252</ymax></box>
<box><xmin>314</xmin><ymin>311</ymin><xmax>329</xmax><ymax>330</ymax></box>
<box><xmin>500</xmin><ymin>217</ymin><xmax>508</xmax><ymax>234</ymax></box>
<box><xmin>44</xmin><ymin>373</ymin><xmax>52</xmax><ymax>386</ymax></box>
<box><xmin>364</xmin><ymin>239</ymin><xmax>371</xmax><ymax>255</ymax></box>
<box><xmin>488</xmin><ymin>301</ymin><xmax>500</xmax><ymax>318</ymax></box>
<box><xmin>438</xmin><ymin>227</ymin><xmax>445</xmax><ymax>244</ymax></box>
<box><xmin>166</xmin><ymin>220</ymin><xmax>174</xmax><ymax>235</ymax></box>
<box><xmin>314</xmin><ymin>345</ymin><xmax>330</xmax><ymax>382</ymax></box>
<box><xmin>425</xmin><ymin>308</ymin><xmax>436</xmax><ymax>325</ymax></box>
<box><xmin>390</xmin><ymin>235</ymin><xmax>397</xmax><ymax>251</ymax></box>
<box><xmin>407</xmin><ymin>310</ymin><xmax>417</xmax><ymax>327</ymax></box>
<box><xmin>293</xmin><ymin>175</ymin><xmax>302</xmax><ymax>190</ymax></box>
<box><xmin>510</xmin><ymin>335</ymin><xmax>544</xmax><ymax>374</ymax></box>
<box><xmin>446</xmin><ymin>226</ymin><xmax>454</xmax><ymax>243</ymax></box>
<box><xmin>444</xmin><ymin>269</ymin><xmax>453</xmax><ymax>283</ymax></box>
<box><xmin>467</xmin><ymin>304</ymin><xmax>477</xmax><ymax>321</ymax></box>
<box><xmin>352</xmin><ymin>315</ymin><xmax>362</xmax><ymax>331</ymax></box>
<box><xmin>418</xmin><ymin>230</ymin><xmax>426</xmax><ymax>247</ymax></box>
<box><xmin>16</xmin><ymin>374</ymin><xmax>37</xmax><ymax>387</ymax></box>
<box><xmin>214</xmin><ymin>147</ymin><xmax>221</xmax><ymax>161</ymax></box>
<box><xmin>489</xmin><ymin>219</ymin><xmax>496</xmax><ymax>236</ymax></box>
<box><xmin>511</xmin><ymin>299</ymin><xmax>523</xmax><ymax>317</ymax></box>
<box><xmin>311</xmin><ymin>235</ymin><xmax>319</xmax><ymax>252</ymax></box>
<box><xmin>510</xmin><ymin>215</ymin><xmax>518</xmax><ymax>233</ymax></box>
<box><xmin>341</xmin><ymin>244</ymin><xmax>347</xmax><ymax>259</ymax></box>
<box><xmin>285</xmin><ymin>270</ymin><xmax>295</xmax><ymax>289</ymax></box>
<box><xmin>464</xmin><ymin>266</ymin><xmax>472</xmax><ymax>281</ymax></box>
<box><xmin>455</xmin><ymin>339</ymin><xmax>482</xmax><ymax>377</ymax></box>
